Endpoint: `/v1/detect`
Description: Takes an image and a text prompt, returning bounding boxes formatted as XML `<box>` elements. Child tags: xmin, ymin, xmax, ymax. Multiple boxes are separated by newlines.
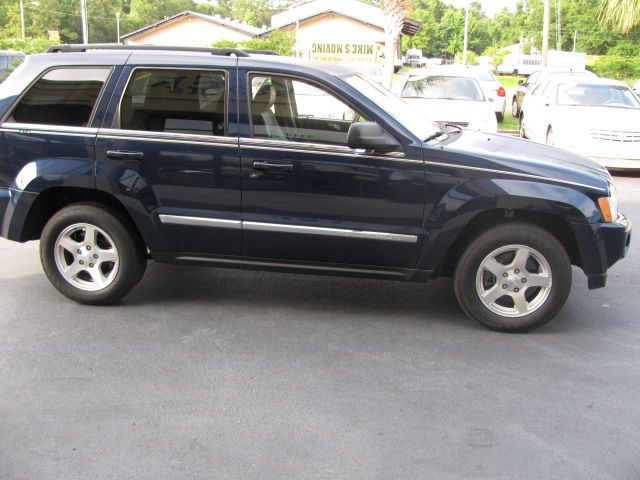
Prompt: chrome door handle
<box><xmin>252</xmin><ymin>161</ymin><xmax>294</xmax><ymax>172</ymax></box>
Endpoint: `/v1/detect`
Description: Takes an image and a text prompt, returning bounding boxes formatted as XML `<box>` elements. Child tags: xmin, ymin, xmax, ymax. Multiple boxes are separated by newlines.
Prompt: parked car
<box><xmin>511</xmin><ymin>68</ymin><xmax>596</xmax><ymax>118</ymax></box>
<box><xmin>394</xmin><ymin>69</ymin><xmax>497</xmax><ymax>133</ymax></box>
<box><xmin>0</xmin><ymin>50</ymin><xmax>25</xmax><ymax>83</ymax></box>
<box><xmin>633</xmin><ymin>80</ymin><xmax>640</xmax><ymax>97</ymax></box>
<box><xmin>0</xmin><ymin>44</ymin><xmax>630</xmax><ymax>332</ymax></box>
<box><xmin>434</xmin><ymin>65</ymin><xmax>506</xmax><ymax>121</ymax></box>
<box><xmin>520</xmin><ymin>76</ymin><xmax>640</xmax><ymax>171</ymax></box>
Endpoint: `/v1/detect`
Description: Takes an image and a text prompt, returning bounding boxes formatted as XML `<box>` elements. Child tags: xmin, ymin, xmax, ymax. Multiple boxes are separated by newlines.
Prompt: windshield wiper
<box><xmin>424</xmin><ymin>129</ymin><xmax>447</xmax><ymax>142</ymax></box>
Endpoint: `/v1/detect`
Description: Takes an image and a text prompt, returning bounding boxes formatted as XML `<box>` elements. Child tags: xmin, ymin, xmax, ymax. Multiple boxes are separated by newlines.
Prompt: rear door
<box><xmin>95</xmin><ymin>56</ymin><xmax>242</xmax><ymax>255</ymax></box>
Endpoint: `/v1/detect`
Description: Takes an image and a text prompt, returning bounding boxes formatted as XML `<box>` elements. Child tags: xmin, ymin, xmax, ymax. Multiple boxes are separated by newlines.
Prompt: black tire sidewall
<box><xmin>454</xmin><ymin>223</ymin><xmax>572</xmax><ymax>332</ymax></box>
<box><xmin>40</xmin><ymin>203</ymin><xmax>146</xmax><ymax>304</ymax></box>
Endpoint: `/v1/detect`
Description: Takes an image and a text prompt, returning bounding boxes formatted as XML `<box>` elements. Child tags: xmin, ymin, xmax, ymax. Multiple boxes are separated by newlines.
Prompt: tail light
<box><xmin>496</xmin><ymin>86</ymin><xmax>506</xmax><ymax>97</ymax></box>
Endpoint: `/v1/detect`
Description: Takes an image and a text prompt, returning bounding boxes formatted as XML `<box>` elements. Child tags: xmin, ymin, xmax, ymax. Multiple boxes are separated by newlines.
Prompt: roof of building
<box><xmin>120</xmin><ymin>10</ymin><xmax>266</xmax><ymax>41</ymax></box>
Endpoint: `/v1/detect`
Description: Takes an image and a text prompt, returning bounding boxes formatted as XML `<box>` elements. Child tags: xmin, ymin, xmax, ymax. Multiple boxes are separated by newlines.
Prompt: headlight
<box><xmin>598</xmin><ymin>182</ymin><xmax>619</xmax><ymax>222</ymax></box>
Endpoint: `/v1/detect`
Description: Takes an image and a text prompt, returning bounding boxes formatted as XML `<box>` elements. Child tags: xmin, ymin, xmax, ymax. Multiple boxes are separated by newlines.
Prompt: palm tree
<box><xmin>600</xmin><ymin>0</ymin><xmax>640</xmax><ymax>32</ymax></box>
<box><xmin>381</xmin><ymin>0</ymin><xmax>412</xmax><ymax>88</ymax></box>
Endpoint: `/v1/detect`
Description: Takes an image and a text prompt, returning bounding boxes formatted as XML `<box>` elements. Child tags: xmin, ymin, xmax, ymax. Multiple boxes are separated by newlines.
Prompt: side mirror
<box><xmin>347</xmin><ymin>122</ymin><xmax>400</xmax><ymax>153</ymax></box>
<box><xmin>518</xmin><ymin>80</ymin><xmax>524</xmax><ymax>86</ymax></box>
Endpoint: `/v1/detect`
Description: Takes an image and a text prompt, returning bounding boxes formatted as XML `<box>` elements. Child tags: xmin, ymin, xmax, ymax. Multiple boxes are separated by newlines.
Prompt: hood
<box><xmin>554</xmin><ymin>105</ymin><xmax>640</xmax><ymax>130</ymax></box>
<box><xmin>402</xmin><ymin>98</ymin><xmax>493</xmax><ymax>125</ymax></box>
<box><xmin>431</xmin><ymin>129</ymin><xmax>611</xmax><ymax>193</ymax></box>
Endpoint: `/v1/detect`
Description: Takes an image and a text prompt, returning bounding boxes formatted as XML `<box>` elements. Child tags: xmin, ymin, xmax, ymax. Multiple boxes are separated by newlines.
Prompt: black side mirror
<box><xmin>347</xmin><ymin>122</ymin><xmax>400</xmax><ymax>153</ymax></box>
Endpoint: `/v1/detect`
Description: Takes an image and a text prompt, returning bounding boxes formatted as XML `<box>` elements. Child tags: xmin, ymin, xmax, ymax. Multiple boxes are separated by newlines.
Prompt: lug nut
<box><xmin>502</xmin><ymin>284</ymin><xmax>508</xmax><ymax>289</ymax></box>
<box><xmin>86</xmin><ymin>246</ymin><xmax>91</xmax><ymax>251</ymax></box>
<box><xmin>89</xmin><ymin>263</ymin><xmax>94</xmax><ymax>268</ymax></box>
<box><xmin>514</xmin><ymin>287</ymin><xmax>520</xmax><ymax>292</ymax></box>
<box><xmin>514</xmin><ymin>269</ymin><xmax>520</xmax><ymax>274</ymax></box>
<box><xmin>521</xmin><ymin>278</ymin><xmax>527</xmax><ymax>283</ymax></box>
<box><xmin>77</xmin><ymin>249</ymin><xmax>82</xmax><ymax>254</ymax></box>
<box><xmin>93</xmin><ymin>254</ymin><xmax>98</xmax><ymax>259</ymax></box>
<box><xmin>79</xmin><ymin>260</ymin><xmax>84</xmax><ymax>265</ymax></box>
<box><xmin>503</xmin><ymin>272</ymin><xmax>508</xmax><ymax>277</ymax></box>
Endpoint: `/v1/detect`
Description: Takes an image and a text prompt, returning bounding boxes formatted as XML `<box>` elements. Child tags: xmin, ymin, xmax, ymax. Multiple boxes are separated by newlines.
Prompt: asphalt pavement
<box><xmin>0</xmin><ymin>176</ymin><xmax>639</xmax><ymax>480</ymax></box>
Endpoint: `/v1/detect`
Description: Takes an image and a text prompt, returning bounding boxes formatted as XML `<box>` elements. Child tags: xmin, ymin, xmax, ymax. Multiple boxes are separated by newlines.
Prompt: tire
<box><xmin>496</xmin><ymin>112</ymin><xmax>504</xmax><ymax>123</ymax></box>
<box><xmin>546</xmin><ymin>127</ymin><xmax>554</xmax><ymax>146</ymax></box>
<box><xmin>511</xmin><ymin>97</ymin><xmax>519</xmax><ymax>118</ymax></box>
<box><xmin>40</xmin><ymin>203</ymin><xmax>147</xmax><ymax>305</ymax></box>
<box><xmin>453</xmin><ymin>223</ymin><xmax>572</xmax><ymax>332</ymax></box>
<box><xmin>519</xmin><ymin>114</ymin><xmax>526</xmax><ymax>138</ymax></box>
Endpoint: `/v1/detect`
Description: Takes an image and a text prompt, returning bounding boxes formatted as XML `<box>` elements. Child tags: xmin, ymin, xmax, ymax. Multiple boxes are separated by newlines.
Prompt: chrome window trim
<box><xmin>243</xmin><ymin>221</ymin><xmax>418</xmax><ymax>243</ymax></box>
<box><xmin>116</xmin><ymin>66</ymin><xmax>229</xmax><ymax>136</ymax></box>
<box><xmin>0</xmin><ymin>122</ymin><xmax>99</xmax><ymax>137</ymax></box>
<box><xmin>158</xmin><ymin>214</ymin><xmax>241</xmax><ymax>229</ymax></box>
<box><xmin>422</xmin><ymin>159</ymin><xmax>607</xmax><ymax>192</ymax></box>
<box><xmin>157</xmin><ymin>214</ymin><xmax>418</xmax><ymax>243</ymax></box>
<box><xmin>98</xmin><ymin>128</ymin><xmax>237</xmax><ymax>147</ymax></box>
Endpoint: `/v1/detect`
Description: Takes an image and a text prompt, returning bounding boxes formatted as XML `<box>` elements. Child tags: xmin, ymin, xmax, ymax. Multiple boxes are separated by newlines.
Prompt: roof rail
<box><xmin>47</xmin><ymin>44</ymin><xmax>252</xmax><ymax>57</ymax></box>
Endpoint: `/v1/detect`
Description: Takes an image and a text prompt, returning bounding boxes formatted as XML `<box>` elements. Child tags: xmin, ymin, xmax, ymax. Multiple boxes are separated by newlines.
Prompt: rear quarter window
<box><xmin>7</xmin><ymin>67</ymin><xmax>111</xmax><ymax>127</ymax></box>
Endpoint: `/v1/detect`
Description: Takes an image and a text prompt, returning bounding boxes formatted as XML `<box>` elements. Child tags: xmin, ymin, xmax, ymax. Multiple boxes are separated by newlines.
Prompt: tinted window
<box><xmin>120</xmin><ymin>69</ymin><xmax>226</xmax><ymax>136</ymax></box>
<box><xmin>250</xmin><ymin>74</ymin><xmax>366</xmax><ymax>146</ymax></box>
<box><xmin>9</xmin><ymin>68</ymin><xmax>110</xmax><ymax>126</ymax></box>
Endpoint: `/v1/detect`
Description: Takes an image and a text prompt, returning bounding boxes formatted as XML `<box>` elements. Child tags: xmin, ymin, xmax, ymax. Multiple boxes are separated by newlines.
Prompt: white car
<box><xmin>520</xmin><ymin>77</ymin><xmax>640</xmax><ymax>170</ymax></box>
<box><xmin>394</xmin><ymin>69</ymin><xmax>498</xmax><ymax>133</ymax></box>
<box><xmin>633</xmin><ymin>80</ymin><xmax>640</xmax><ymax>97</ymax></box>
<box><xmin>440</xmin><ymin>65</ymin><xmax>507</xmax><ymax>121</ymax></box>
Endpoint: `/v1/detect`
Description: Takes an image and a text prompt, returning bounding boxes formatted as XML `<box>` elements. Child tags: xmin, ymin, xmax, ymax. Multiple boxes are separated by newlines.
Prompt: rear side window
<box><xmin>119</xmin><ymin>69</ymin><xmax>226</xmax><ymax>136</ymax></box>
<box><xmin>8</xmin><ymin>67</ymin><xmax>110</xmax><ymax>127</ymax></box>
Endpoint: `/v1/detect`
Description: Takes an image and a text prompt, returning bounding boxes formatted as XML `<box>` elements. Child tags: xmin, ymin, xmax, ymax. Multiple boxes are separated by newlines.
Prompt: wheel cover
<box><xmin>475</xmin><ymin>244</ymin><xmax>552</xmax><ymax>318</ymax></box>
<box><xmin>53</xmin><ymin>223</ymin><xmax>120</xmax><ymax>291</ymax></box>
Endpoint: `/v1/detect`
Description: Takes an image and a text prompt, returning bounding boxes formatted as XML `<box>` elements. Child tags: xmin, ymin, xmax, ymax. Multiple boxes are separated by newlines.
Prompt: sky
<box><xmin>443</xmin><ymin>0</ymin><xmax>518</xmax><ymax>17</ymax></box>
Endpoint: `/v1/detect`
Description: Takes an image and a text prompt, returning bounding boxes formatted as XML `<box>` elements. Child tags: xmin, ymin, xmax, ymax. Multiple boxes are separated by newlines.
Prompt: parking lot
<box><xmin>0</xmin><ymin>175</ymin><xmax>638</xmax><ymax>479</ymax></box>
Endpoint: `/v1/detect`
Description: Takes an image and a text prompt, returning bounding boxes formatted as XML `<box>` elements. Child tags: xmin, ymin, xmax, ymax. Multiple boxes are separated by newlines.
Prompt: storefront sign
<box><xmin>309</xmin><ymin>42</ymin><xmax>377</xmax><ymax>62</ymax></box>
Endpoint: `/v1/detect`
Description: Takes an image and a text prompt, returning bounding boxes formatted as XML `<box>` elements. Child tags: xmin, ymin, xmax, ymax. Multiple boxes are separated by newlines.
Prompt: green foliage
<box><xmin>483</xmin><ymin>45</ymin><xmax>508</xmax><ymax>68</ymax></box>
<box><xmin>240</xmin><ymin>29</ymin><xmax>295</xmax><ymax>56</ymax></box>
<box><xmin>211</xmin><ymin>39</ymin><xmax>239</xmax><ymax>49</ymax></box>
<box><xmin>607</xmin><ymin>41</ymin><xmax>640</xmax><ymax>56</ymax></box>
<box><xmin>0</xmin><ymin>38</ymin><xmax>55</xmax><ymax>54</ymax></box>
<box><xmin>455</xmin><ymin>50</ymin><xmax>479</xmax><ymax>65</ymax></box>
<box><xmin>591</xmin><ymin>54</ymin><xmax>640</xmax><ymax>78</ymax></box>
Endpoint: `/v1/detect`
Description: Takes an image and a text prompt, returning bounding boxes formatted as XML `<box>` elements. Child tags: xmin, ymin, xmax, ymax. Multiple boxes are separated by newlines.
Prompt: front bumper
<box><xmin>577</xmin><ymin>213</ymin><xmax>632</xmax><ymax>289</ymax></box>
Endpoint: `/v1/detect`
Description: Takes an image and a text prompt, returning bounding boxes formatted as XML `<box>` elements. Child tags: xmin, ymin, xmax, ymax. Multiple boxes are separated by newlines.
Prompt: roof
<box><xmin>267</xmin><ymin>0</ymin><xmax>420</xmax><ymax>36</ymax></box>
<box><xmin>121</xmin><ymin>10</ymin><xmax>265</xmax><ymax>41</ymax></box>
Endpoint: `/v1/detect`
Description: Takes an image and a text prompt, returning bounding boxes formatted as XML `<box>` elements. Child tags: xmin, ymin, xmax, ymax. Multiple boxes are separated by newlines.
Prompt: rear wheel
<box><xmin>40</xmin><ymin>203</ymin><xmax>147</xmax><ymax>304</ymax></box>
<box><xmin>519</xmin><ymin>114</ymin><xmax>526</xmax><ymax>138</ymax></box>
<box><xmin>454</xmin><ymin>223</ymin><xmax>572</xmax><ymax>332</ymax></box>
<box><xmin>512</xmin><ymin>97</ymin><xmax>519</xmax><ymax>117</ymax></box>
<box><xmin>496</xmin><ymin>112</ymin><xmax>504</xmax><ymax>123</ymax></box>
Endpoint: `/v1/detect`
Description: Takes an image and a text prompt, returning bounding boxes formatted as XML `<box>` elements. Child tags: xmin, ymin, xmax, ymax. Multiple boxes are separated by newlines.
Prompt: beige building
<box><xmin>121</xmin><ymin>11</ymin><xmax>264</xmax><ymax>47</ymax></box>
<box><xmin>121</xmin><ymin>1</ymin><xmax>419</xmax><ymax>64</ymax></box>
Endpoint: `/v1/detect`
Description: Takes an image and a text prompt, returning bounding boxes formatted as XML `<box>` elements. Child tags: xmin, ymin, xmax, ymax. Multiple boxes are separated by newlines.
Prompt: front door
<box><xmin>239</xmin><ymin>71</ymin><xmax>425</xmax><ymax>268</ymax></box>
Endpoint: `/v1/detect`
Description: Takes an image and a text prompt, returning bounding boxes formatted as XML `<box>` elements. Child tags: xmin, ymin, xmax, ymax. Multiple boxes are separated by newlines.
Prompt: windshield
<box><xmin>343</xmin><ymin>73</ymin><xmax>440</xmax><ymax>141</ymax></box>
<box><xmin>556</xmin><ymin>83</ymin><xmax>640</xmax><ymax>108</ymax></box>
<box><xmin>402</xmin><ymin>76</ymin><xmax>484</xmax><ymax>101</ymax></box>
<box><xmin>475</xmin><ymin>69</ymin><xmax>496</xmax><ymax>82</ymax></box>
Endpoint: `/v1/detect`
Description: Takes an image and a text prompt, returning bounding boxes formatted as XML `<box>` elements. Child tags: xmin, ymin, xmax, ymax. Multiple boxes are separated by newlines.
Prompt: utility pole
<box><xmin>116</xmin><ymin>11</ymin><xmax>120</xmax><ymax>44</ymax></box>
<box><xmin>573</xmin><ymin>29</ymin><xmax>577</xmax><ymax>52</ymax></box>
<box><xmin>462</xmin><ymin>0</ymin><xmax>470</xmax><ymax>64</ymax></box>
<box><xmin>556</xmin><ymin>0</ymin><xmax>561</xmax><ymax>51</ymax></box>
<box><xmin>20</xmin><ymin>0</ymin><xmax>25</xmax><ymax>40</ymax></box>
<box><xmin>80</xmin><ymin>0</ymin><xmax>88</xmax><ymax>44</ymax></box>
<box><xmin>542</xmin><ymin>0</ymin><xmax>550</xmax><ymax>67</ymax></box>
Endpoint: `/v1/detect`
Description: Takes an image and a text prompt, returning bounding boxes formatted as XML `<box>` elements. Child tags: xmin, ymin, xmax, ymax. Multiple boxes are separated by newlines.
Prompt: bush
<box><xmin>607</xmin><ymin>42</ymin><xmax>640</xmax><ymax>57</ymax></box>
<box><xmin>0</xmin><ymin>38</ymin><xmax>55</xmax><ymax>54</ymax></box>
<box><xmin>212</xmin><ymin>30</ymin><xmax>295</xmax><ymax>56</ymax></box>
<box><xmin>591</xmin><ymin>55</ymin><xmax>640</xmax><ymax>80</ymax></box>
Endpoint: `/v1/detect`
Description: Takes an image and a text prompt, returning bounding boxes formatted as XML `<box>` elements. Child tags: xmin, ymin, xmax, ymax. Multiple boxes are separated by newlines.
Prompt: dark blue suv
<box><xmin>0</xmin><ymin>45</ymin><xmax>631</xmax><ymax>332</ymax></box>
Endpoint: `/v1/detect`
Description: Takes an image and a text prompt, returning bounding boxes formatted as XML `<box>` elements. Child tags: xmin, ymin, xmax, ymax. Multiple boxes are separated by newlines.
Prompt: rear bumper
<box><xmin>578</xmin><ymin>213</ymin><xmax>632</xmax><ymax>289</ymax></box>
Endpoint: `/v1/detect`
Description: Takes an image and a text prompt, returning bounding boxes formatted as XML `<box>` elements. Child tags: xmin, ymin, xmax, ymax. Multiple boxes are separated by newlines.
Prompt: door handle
<box><xmin>106</xmin><ymin>150</ymin><xmax>144</xmax><ymax>161</ymax></box>
<box><xmin>252</xmin><ymin>161</ymin><xmax>294</xmax><ymax>172</ymax></box>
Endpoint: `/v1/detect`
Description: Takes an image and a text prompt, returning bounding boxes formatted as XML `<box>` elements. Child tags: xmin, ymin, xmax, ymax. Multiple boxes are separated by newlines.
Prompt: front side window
<box><xmin>120</xmin><ymin>69</ymin><xmax>226</xmax><ymax>136</ymax></box>
<box><xmin>249</xmin><ymin>74</ymin><xmax>365</xmax><ymax>146</ymax></box>
<box><xmin>8</xmin><ymin>67</ymin><xmax>110</xmax><ymax>127</ymax></box>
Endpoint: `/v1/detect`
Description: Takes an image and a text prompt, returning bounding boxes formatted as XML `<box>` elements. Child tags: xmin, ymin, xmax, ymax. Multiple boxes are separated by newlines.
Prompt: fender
<box><xmin>417</xmin><ymin>177</ymin><xmax>605</xmax><ymax>274</ymax></box>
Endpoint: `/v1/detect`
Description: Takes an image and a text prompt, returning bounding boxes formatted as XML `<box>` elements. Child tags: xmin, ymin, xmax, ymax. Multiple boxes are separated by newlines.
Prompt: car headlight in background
<box><xmin>598</xmin><ymin>182</ymin><xmax>619</xmax><ymax>222</ymax></box>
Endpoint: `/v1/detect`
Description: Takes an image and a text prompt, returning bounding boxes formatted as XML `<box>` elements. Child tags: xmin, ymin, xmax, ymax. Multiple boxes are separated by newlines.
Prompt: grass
<box><xmin>498</xmin><ymin>75</ymin><xmax>522</xmax><ymax>88</ymax></box>
<box><xmin>499</xmin><ymin>111</ymin><xmax>520</xmax><ymax>132</ymax></box>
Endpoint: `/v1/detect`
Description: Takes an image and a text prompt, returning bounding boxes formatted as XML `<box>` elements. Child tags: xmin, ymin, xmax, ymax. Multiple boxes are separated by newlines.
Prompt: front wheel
<box><xmin>454</xmin><ymin>223</ymin><xmax>572</xmax><ymax>332</ymax></box>
<box><xmin>40</xmin><ymin>203</ymin><xmax>147</xmax><ymax>304</ymax></box>
<box><xmin>512</xmin><ymin>97</ymin><xmax>519</xmax><ymax>117</ymax></box>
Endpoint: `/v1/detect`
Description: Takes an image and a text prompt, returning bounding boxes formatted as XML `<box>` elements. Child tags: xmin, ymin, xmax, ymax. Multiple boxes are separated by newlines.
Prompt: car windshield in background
<box><xmin>402</xmin><ymin>76</ymin><xmax>484</xmax><ymax>101</ymax></box>
<box><xmin>475</xmin><ymin>69</ymin><xmax>496</xmax><ymax>82</ymax></box>
<box><xmin>556</xmin><ymin>83</ymin><xmax>640</xmax><ymax>108</ymax></box>
<box><xmin>343</xmin><ymin>73</ymin><xmax>440</xmax><ymax>141</ymax></box>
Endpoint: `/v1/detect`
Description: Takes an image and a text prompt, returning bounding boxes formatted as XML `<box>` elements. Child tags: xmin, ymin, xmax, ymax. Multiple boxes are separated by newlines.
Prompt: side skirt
<box><xmin>151</xmin><ymin>251</ymin><xmax>434</xmax><ymax>283</ymax></box>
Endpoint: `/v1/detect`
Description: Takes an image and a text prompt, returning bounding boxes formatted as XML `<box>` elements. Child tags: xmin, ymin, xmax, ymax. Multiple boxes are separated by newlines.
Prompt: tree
<box><xmin>600</xmin><ymin>0</ymin><xmax>640</xmax><ymax>32</ymax></box>
<box><xmin>381</xmin><ymin>0</ymin><xmax>410</xmax><ymax>88</ymax></box>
